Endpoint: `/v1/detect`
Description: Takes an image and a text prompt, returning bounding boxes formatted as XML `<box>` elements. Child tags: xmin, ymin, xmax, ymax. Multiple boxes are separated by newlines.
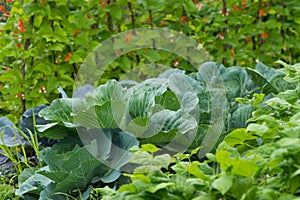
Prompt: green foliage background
<box><xmin>1</xmin><ymin>0</ymin><xmax>300</xmax><ymax>122</ymax></box>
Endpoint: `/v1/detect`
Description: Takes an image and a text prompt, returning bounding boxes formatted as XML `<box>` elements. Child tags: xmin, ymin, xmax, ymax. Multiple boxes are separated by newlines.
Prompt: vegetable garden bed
<box><xmin>0</xmin><ymin>0</ymin><xmax>300</xmax><ymax>199</ymax></box>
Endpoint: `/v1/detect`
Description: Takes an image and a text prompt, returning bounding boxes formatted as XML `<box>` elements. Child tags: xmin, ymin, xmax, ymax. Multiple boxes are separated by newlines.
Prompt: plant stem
<box><xmin>222</xmin><ymin>0</ymin><xmax>228</xmax><ymax>65</ymax></box>
<box><xmin>128</xmin><ymin>2</ymin><xmax>135</xmax><ymax>29</ymax></box>
<box><xmin>128</xmin><ymin>2</ymin><xmax>141</xmax><ymax>64</ymax></box>
<box><xmin>20</xmin><ymin>1</ymin><xmax>35</xmax><ymax>113</ymax></box>
<box><xmin>107</xmin><ymin>0</ymin><xmax>114</xmax><ymax>32</ymax></box>
<box><xmin>149</xmin><ymin>10</ymin><xmax>153</xmax><ymax>27</ymax></box>
<box><xmin>280</xmin><ymin>0</ymin><xmax>285</xmax><ymax>55</ymax></box>
<box><xmin>258</xmin><ymin>0</ymin><xmax>262</xmax><ymax>53</ymax></box>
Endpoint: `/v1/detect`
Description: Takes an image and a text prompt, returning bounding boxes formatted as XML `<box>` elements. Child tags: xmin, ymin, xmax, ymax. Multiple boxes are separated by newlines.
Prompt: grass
<box><xmin>0</xmin><ymin>182</ymin><xmax>18</xmax><ymax>200</ymax></box>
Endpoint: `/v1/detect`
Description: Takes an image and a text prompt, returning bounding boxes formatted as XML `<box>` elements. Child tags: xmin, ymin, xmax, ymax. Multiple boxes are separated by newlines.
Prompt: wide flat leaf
<box><xmin>128</xmin><ymin>91</ymin><xmax>156</xmax><ymax>118</ymax></box>
<box><xmin>216</xmin><ymin>148</ymin><xmax>259</xmax><ymax>178</ymax></box>
<box><xmin>73</xmin><ymin>84</ymin><xmax>95</xmax><ymax>99</ymax></box>
<box><xmin>188</xmin><ymin>162</ymin><xmax>210</xmax><ymax>181</ymax></box>
<box><xmin>40</xmin><ymin>144</ymin><xmax>76</xmax><ymax>171</ymax></box>
<box><xmin>0</xmin><ymin>151</ymin><xmax>13</xmax><ymax>173</ymax></box>
<box><xmin>78</xmin><ymin>127</ymin><xmax>112</xmax><ymax>161</ymax></box>
<box><xmin>94</xmin><ymin>80</ymin><xmax>124</xmax><ymax>106</ymax></box>
<box><xmin>181</xmin><ymin>92</ymin><xmax>199</xmax><ymax>114</ymax></box>
<box><xmin>155</xmin><ymin>90</ymin><xmax>180</xmax><ymax>111</ymax></box>
<box><xmin>246</xmin><ymin>67</ymin><xmax>268</xmax><ymax>88</ymax></box>
<box><xmin>38</xmin><ymin>171</ymin><xmax>68</xmax><ymax>183</ymax></box>
<box><xmin>225</xmin><ymin>128</ymin><xmax>257</xmax><ymax>146</ymax></box>
<box><xmin>197</xmin><ymin>90</ymin><xmax>211</xmax><ymax>122</ymax></box>
<box><xmin>73</xmin><ymin>107</ymin><xmax>100</xmax><ymax>128</ymax></box>
<box><xmin>108</xmin><ymin>129</ymin><xmax>139</xmax><ymax>169</ymax></box>
<box><xmin>55</xmin><ymin>159</ymin><xmax>104</xmax><ymax>193</ymax></box>
<box><xmin>95</xmin><ymin>101</ymin><xmax>126</xmax><ymax>128</ymax></box>
<box><xmin>138</xmin><ymin>110</ymin><xmax>173</xmax><ymax>138</ymax></box>
<box><xmin>60</xmin><ymin>146</ymin><xmax>101</xmax><ymax>171</ymax></box>
<box><xmin>39</xmin><ymin>183</ymin><xmax>66</xmax><ymax>200</ymax></box>
<box><xmin>129</xmin><ymin>150</ymin><xmax>170</xmax><ymax>172</ymax></box>
<box><xmin>0</xmin><ymin>117</ymin><xmax>26</xmax><ymax>147</ymax></box>
<box><xmin>109</xmin><ymin>6</ymin><xmax>123</xmax><ymax>21</ymax></box>
<box><xmin>215</xmin><ymin>149</ymin><xmax>238</xmax><ymax>172</ymax></box>
<box><xmin>246</xmin><ymin>62</ymin><xmax>294</xmax><ymax>94</ymax></box>
<box><xmin>147</xmin><ymin>182</ymin><xmax>175</xmax><ymax>193</ymax></box>
<box><xmin>168</xmin><ymin>73</ymin><xmax>202</xmax><ymax>100</ymax></box>
<box><xmin>152</xmin><ymin>154</ymin><xmax>171</xmax><ymax>169</ymax></box>
<box><xmin>144</xmin><ymin>110</ymin><xmax>197</xmax><ymax>137</ymax></box>
<box><xmin>20</xmin><ymin>105</ymin><xmax>49</xmax><ymax>136</ymax></box>
<box><xmin>128</xmin><ymin>79</ymin><xmax>168</xmax><ymax>119</ymax></box>
<box><xmin>16</xmin><ymin>167</ymin><xmax>52</xmax><ymax>196</ymax></box>
<box><xmin>280</xmin><ymin>127</ymin><xmax>300</xmax><ymax>138</ymax></box>
<box><xmin>278</xmin><ymin>88</ymin><xmax>300</xmax><ymax>104</ymax></box>
<box><xmin>141</xmin><ymin>129</ymin><xmax>179</xmax><ymax>145</ymax></box>
<box><xmin>198</xmin><ymin>62</ymin><xmax>226</xmax><ymax>82</ymax></box>
<box><xmin>47</xmin><ymin>128</ymin><xmax>138</xmax><ymax>176</ymax></box>
<box><xmin>230</xmin><ymin>104</ymin><xmax>255</xmax><ymax>129</ymax></box>
<box><xmin>255</xmin><ymin>62</ymin><xmax>282</xmax><ymax>81</ymax></box>
<box><xmin>232</xmin><ymin>159</ymin><xmax>259</xmax><ymax>177</ymax></box>
<box><xmin>265</xmin><ymin>97</ymin><xmax>291</xmax><ymax>112</ymax></box>
<box><xmin>163</xmin><ymin>110</ymin><xmax>197</xmax><ymax>133</ymax></box>
<box><xmin>189</xmin><ymin>124</ymin><xmax>210</xmax><ymax>149</ymax></box>
<box><xmin>125</xmin><ymin>117</ymin><xmax>149</xmax><ymax>138</ymax></box>
<box><xmin>143</xmin><ymin>49</ymin><xmax>161</xmax><ymax>63</ymax></box>
<box><xmin>222</xmin><ymin>67</ymin><xmax>250</xmax><ymax>100</ymax></box>
<box><xmin>158</xmin><ymin>68</ymin><xmax>184</xmax><ymax>79</ymax></box>
<box><xmin>198</xmin><ymin>122</ymin><xmax>225</xmax><ymax>158</ymax></box>
<box><xmin>211</xmin><ymin>174</ymin><xmax>232</xmax><ymax>195</ymax></box>
<box><xmin>38</xmin><ymin>98</ymin><xmax>81</xmax><ymax>128</ymax></box>
<box><xmin>129</xmin><ymin>151</ymin><xmax>153</xmax><ymax>166</ymax></box>
<box><xmin>140</xmin><ymin>144</ymin><xmax>160</xmax><ymax>153</ymax></box>
<box><xmin>101</xmin><ymin>170</ymin><xmax>121</xmax><ymax>183</ymax></box>
<box><xmin>39</xmin><ymin>144</ymin><xmax>111</xmax><ymax>193</ymax></box>
<box><xmin>36</xmin><ymin>123</ymin><xmax>72</xmax><ymax>139</ymax></box>
<box><xmin>269</xmin><ymin>75</ymin><xmax>296</xmax><ymax>93</ymax></box>
<box><xmin>246</xmin><ymin>124</ymin><xmax>269</xmax><ymax>137</ymax></box>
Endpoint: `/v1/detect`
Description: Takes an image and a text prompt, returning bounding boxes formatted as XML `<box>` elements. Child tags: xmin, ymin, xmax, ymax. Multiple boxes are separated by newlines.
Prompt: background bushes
<box><xmin>1</xmin><ymin>0</ymin><xmax>300</xmax><ymax>122</ymax></box>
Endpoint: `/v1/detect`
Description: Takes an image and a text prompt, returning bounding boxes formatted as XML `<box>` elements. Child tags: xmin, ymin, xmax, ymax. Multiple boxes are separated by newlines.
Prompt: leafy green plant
<box><xmin>95</xmin><ymin>61</ymin><xmax>300</xmax><ymax>199</ymax></box>
<box><xmin>15</xmin><ymin>128</ymin><xmax>139</xmax><ymax>199</ymax></box>
<box><xmin>1</xmin><ymin>60</ymin><xmax>294</xmax><ymax>198</ymax></box>
<box><xmin>97</xmin><ymin>101</ymin><xmax>300</xmax><ymax>199</ymax></box>
<box><xmin>92</xmin><ymin>144</ymin><xmax>218</xmax><ymax>200</ymax></box>
<box><xmin>0</xmin><ymin>107</ymin><xmax>53</xmax><ymax>188</ymax></box>
<box><xmin>36</xmin><ymin>61</ymin><xmax>295</xmax><ymax>154</ymax></box>
<box><xmin>1</xmin><ymin>0</ymin><xmax>299</xmax><ymax>199</ymax></box>
<box><xmin>215</xmin><ymin>62</ymin><xmax>300</xmax><ymax>199</ymax></box>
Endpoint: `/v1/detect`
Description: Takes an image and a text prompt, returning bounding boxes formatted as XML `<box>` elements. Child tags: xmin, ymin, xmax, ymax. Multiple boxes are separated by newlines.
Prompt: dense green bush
<box><xmin>1</xmin><ymin>0</ymin><xmax>300</xmax><ymax>122</ymax></box>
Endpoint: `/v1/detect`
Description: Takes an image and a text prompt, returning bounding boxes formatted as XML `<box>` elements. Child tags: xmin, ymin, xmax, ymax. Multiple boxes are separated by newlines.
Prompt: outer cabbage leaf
<box><xmin>246</xmin><ymin>62</ymin><xmax>296</xmax><ymax>94</ymax></box>
<box><xmin>17</xmin><ymin>128</ymin><xmax>140</xmax><ymax>196</ymax></box>
<box><xmin>0</xmin><ymin>117</ymin><xmax>26</xmax><ymax>147</ymax></box>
